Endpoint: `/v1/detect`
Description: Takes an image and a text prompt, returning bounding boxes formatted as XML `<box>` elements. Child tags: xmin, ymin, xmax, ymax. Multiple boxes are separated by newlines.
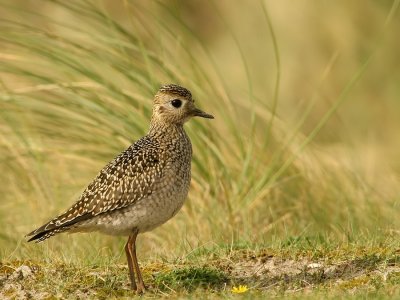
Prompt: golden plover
<box><xmin>27</xmin><ymin>84</ymin><xmax>214</xmax><ymax>294</ymax></box>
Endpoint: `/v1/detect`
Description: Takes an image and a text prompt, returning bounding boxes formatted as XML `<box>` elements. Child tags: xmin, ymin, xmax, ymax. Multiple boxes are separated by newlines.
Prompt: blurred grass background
<box><xmin>0</xmin><ymin>0</ymin><xmax>399</xmax><ymax>264</ymax></box>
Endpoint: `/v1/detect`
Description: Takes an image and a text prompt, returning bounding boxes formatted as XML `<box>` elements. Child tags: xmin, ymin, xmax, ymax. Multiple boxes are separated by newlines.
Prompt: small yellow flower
<box><xmin>231</xmin><ymin>285</ymin><xmax>249</xmax><ymax>294</ymax></box>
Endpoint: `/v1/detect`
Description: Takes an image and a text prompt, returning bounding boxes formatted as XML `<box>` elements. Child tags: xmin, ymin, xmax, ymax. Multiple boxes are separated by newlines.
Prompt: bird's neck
<box><xmin>148</xmin><ymin>119</ymin><xmax>186</xmax><ymax>140</ymax></box>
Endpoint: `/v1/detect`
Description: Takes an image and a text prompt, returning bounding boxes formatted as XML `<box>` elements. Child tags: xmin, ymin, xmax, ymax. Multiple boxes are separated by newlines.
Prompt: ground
<box><xmin>1</xmin><ymin>244</ymin><xmax>399</xmax><ymax>299</ymax></box>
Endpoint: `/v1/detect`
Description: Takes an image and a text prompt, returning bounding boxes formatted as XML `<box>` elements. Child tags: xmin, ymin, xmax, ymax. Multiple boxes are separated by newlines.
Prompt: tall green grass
<box><xmin>0</xmin><ymin>0</ymin><xmax>399</xmax><ymax>263</ymax></box>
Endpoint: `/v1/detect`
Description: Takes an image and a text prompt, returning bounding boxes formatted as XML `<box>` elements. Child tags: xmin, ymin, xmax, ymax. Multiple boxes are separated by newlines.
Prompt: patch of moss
<box><xmin>387</xmin><ymin>272</ymin><xmax>400</xmax><ymax>285</ymax></box>
<box><xmin>154</xmin><ymin>266</ymin><xmax>229</xmax><ymax>292</ymax></box>
<box><xmin>338</xmin><ymin>275</ymin><xmax>371</xmax><ymax>289</ymax></box>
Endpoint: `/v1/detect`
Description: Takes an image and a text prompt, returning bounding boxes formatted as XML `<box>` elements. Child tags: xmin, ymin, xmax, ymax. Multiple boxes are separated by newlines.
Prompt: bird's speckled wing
<box><xmin>27</xmin><ymin>136</ymin><xmax>163</xmax><ymax>241</ymax></box>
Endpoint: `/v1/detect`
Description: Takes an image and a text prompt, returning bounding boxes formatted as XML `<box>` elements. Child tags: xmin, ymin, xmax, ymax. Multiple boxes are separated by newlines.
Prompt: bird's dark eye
<box><xmin>171</xmin><ymin>99</ymin><xmax>182</xmax><ymax>108</ymax></box>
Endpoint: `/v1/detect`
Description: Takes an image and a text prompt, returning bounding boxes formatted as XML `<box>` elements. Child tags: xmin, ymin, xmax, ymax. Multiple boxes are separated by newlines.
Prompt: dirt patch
<box><xmin>224</xmin><ymin>250</ymin><xmax>400</xmax><ymax>292</ymax></box>
<box><xmin>0</xmin><ymin>264</ymin><xmax>50</xmax><ymax>300</ymax></box>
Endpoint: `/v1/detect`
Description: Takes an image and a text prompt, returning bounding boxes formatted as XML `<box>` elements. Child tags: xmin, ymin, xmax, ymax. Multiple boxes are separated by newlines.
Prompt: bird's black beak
<box><xmin>192</xmin><ymin>108</ymin><xmax>214</xmax><ymax>119</ymax></box>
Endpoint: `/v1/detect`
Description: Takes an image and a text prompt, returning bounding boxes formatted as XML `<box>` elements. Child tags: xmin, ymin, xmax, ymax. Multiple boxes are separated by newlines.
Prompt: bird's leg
<box><xmin>125</xmin><ymin>235</ymin><xmax>137</xmax><ymax>291</ymax></box>
<box><xmin>130</xmin><ymin>228</ymin><xmax>146</xmax><ymax>294</ymax></box>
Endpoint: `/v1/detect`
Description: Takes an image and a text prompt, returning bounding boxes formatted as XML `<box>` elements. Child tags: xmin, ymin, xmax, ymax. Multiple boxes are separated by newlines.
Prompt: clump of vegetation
<box><xmin>154</xmin><ymin>266</ymin><xmax>228</xmax><ymax>292</ymax></box>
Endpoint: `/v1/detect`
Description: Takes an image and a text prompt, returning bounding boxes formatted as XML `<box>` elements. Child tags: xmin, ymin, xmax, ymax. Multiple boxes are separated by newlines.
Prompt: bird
<box><xmin>26</xmin><ymin>84</ymin><xmax>214</xmax><ymax>294</ymax></box>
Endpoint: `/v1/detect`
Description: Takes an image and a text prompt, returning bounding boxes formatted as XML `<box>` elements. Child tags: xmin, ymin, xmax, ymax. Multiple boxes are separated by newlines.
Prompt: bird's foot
<box><xmin>136</xmin><ymin>283</ymin><xmax>145</xmax><ymax>295</ymax></box>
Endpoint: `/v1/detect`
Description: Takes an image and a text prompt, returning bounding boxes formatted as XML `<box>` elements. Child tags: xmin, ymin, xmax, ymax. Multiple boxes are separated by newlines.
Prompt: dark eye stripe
<box><xmin>171</xmin><ymin>99</ymin><xmax>182</xmax><ymax>108</ymax></box>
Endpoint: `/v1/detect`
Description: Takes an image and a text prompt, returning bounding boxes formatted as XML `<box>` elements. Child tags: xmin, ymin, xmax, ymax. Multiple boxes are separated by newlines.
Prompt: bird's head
<box><xmin>151</xmin><ymin>84</ymin><xmax>214</xmax><ymax>126</ymax></box>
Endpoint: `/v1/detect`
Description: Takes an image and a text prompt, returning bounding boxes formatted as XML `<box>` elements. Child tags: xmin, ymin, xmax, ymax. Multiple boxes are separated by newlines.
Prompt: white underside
<box><xmin>70</xmin><ymin>191</ymin><xmax>187</xmax><ymax>236</ymax></box>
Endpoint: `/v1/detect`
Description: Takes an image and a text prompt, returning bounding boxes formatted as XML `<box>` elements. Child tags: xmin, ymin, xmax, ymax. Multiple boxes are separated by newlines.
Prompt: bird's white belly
<box><xmin>73</xmin><ymin>185</ymin><xmax>189</xmax><ymax>236</ymax></box>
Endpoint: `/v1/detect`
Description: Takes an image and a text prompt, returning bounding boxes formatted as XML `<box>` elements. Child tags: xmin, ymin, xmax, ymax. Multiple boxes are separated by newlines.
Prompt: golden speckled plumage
<box><xmin>27</xmin><ymin>84</ymin><xmax>214</xmax><ymax>293</ymax></box>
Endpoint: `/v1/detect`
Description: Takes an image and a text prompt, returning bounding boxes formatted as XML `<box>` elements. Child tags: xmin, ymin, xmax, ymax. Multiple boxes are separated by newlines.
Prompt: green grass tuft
<box><xmin>154</xmin><ymin>266</ymin><xmax>229</xmax><ymax>292</ymax></box>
